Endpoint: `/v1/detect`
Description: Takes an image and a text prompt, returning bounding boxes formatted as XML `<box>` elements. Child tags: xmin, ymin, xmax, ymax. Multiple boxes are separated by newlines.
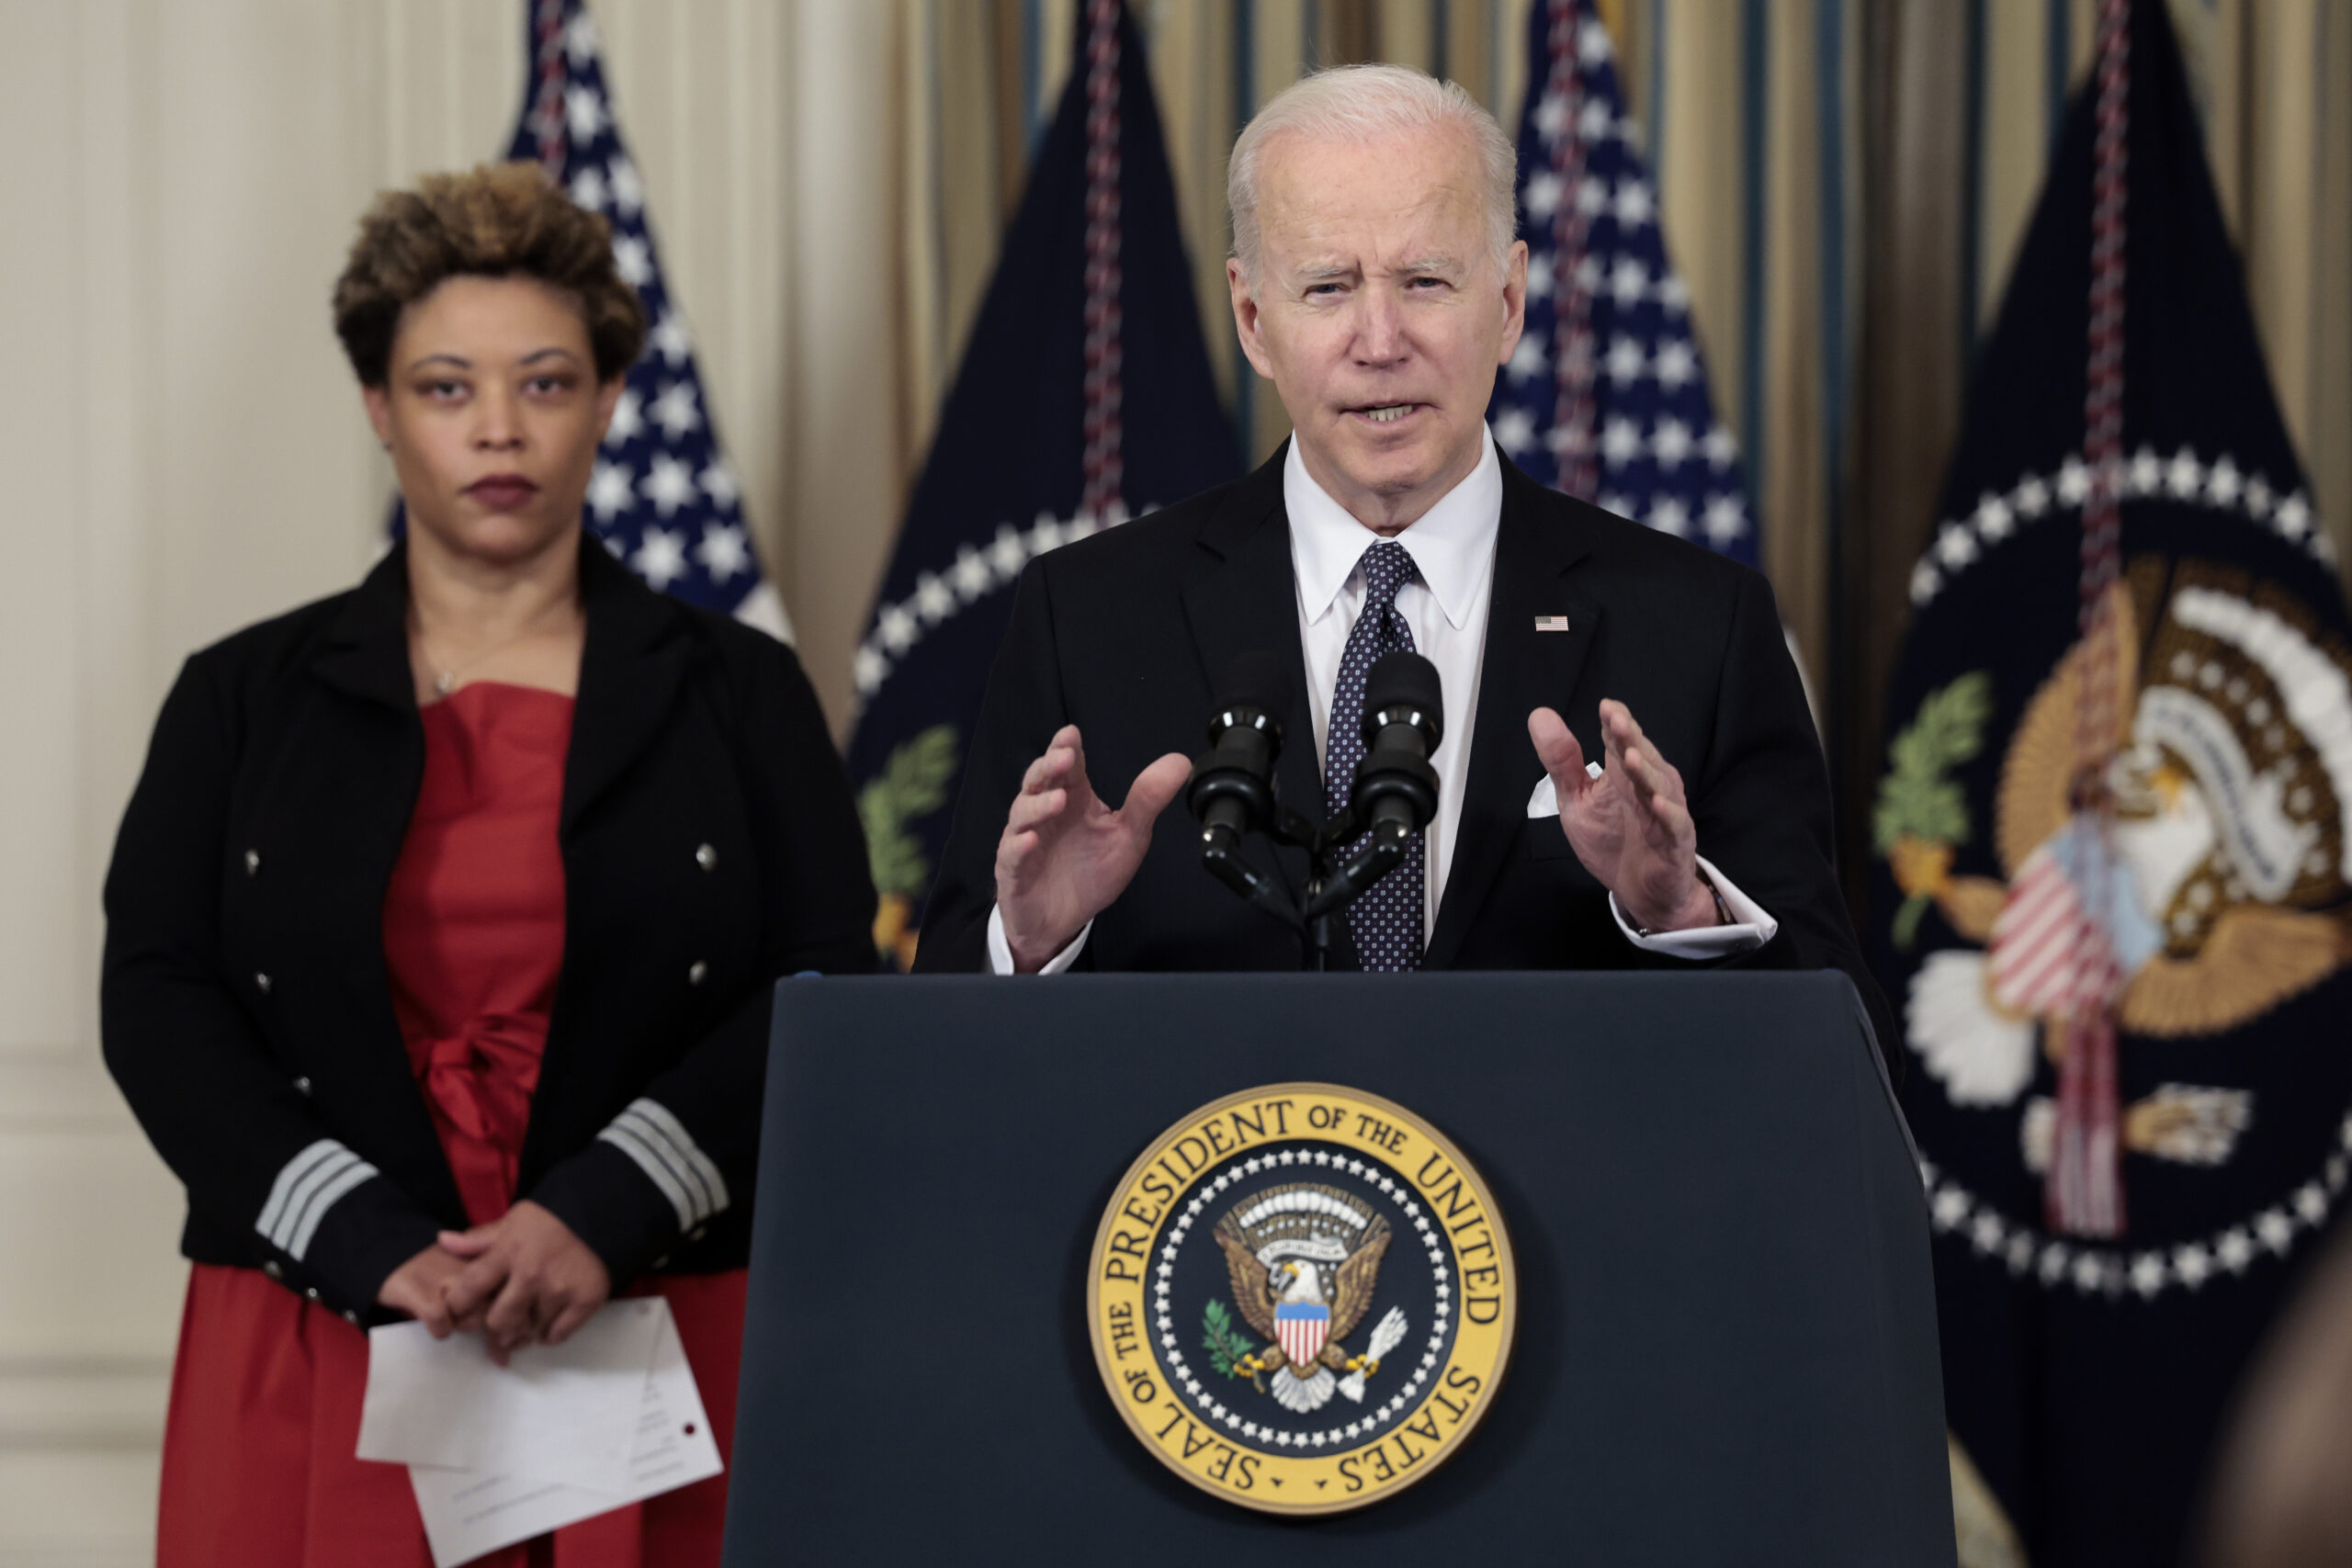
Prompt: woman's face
<box><xmin>363</xmin><ymin>274</ymin><xmax>622</xmax><ymax>570</ymax></box>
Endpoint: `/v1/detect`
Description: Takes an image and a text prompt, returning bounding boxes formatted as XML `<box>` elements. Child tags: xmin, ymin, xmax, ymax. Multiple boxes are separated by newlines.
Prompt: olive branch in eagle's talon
<box><xmin>1202</xmin><ymin>1300</ymin><xmax>1266</xmax><ymax>1390</ymax></box>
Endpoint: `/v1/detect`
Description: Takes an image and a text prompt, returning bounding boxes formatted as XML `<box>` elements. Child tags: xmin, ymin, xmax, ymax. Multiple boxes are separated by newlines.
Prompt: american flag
<box><xmin>1985</xmin><ymin>821</ymin><xmax>2153</xmax><ymax>1020</ymax></box>
<box><xmin>1487</xmin><ymin>0</ymin><xmax>1758</xmax><ymax>568</ymax></box>
<box><xmin>494</xmin><ymin>0</ymin><xmax>789</xmax><ymax>639</ymax></box>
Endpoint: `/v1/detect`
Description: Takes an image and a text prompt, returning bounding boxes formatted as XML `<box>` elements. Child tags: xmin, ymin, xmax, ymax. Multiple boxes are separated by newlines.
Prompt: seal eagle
<box><xmin>1213</xmin><ymin>1183</ymin><xmax>1401</xmax><ymax>1414</ymax></box>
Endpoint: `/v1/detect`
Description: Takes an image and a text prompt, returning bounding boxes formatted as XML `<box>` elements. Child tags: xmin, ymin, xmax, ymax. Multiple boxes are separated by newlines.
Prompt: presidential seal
<box><xmin>1087</xmin><ymin>1084</ymin><xmax>1514</xmax><ymax>1515</ymax></box>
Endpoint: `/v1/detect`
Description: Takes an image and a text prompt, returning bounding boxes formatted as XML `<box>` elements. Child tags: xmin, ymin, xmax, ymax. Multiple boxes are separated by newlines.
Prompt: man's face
<box><xmin>1229</xmin><ymin>125</ymin><xmax>1526</xmax><ymax>533</ymax></box>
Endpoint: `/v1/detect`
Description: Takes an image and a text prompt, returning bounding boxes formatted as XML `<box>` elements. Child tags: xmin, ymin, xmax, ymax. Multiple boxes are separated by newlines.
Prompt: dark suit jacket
<box><xmin>915</xmin><ymin>447</ymin><xmax>1897</xmax><ymax>1072</ymax></box>
<box><xmin>101</xmin><ymin>539</ymin><xmax>875</xmax><ymax>1323</ymax></box>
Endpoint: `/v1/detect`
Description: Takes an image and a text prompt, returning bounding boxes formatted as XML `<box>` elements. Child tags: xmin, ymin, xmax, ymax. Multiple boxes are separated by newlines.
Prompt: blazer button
<box><xmin>695</xmin><ymin>843</ymin><xmax>717</xmax><ymax>872</ymax></box>
<box><xmin>254</xmin><ymin>973</ymin><xmax>272</xmax><ymax>994</ymax></box>
<box><xmin>292</xmin><ymin>1077</ymin><xmax>312</xmax><ymax>1096</ymax></box>
<box><xmin>304</xmin><ymin>1287</ymin><xmax>320</xmax><ymax>1302</ymax></box>
<box><xmin>342</xmin><ymin>1310</ymin><xmax>361</xmax><ymax>1326</ymax></box>
<box><xmin>244</xmin><ymin>849</ymin><xmax>261</xmax><ymax>875</ymax></box>
<box><xmin>687</xmin><ymin>960</ymin><xmax>708</xmax><ymax>987</ymax></box>
<box><xmin>262</xmin><ymin>1260</ymin><xmax>283</xmax><ymax>1280</ymax></box>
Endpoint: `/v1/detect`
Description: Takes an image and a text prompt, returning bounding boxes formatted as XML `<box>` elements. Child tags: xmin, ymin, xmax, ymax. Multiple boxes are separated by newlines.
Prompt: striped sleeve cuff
<box><xmin>596</xmin><ymin>1098</ymin><xmax>730</xmax><ymax>1233</ymax></box>
<box><xmin>255</xmin><ymin>1139</ymin><xmax>380</xmax><ymax>1261</ymax></box>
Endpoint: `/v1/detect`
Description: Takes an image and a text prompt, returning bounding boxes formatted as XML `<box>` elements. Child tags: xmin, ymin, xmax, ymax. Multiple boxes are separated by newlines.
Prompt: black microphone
<box><xmin>1351</xmin><ymin>649</ymin><xmax>1442</xmax><ymax>833</ymax></box>
<box><xmin>1187</xmin><ymin>651</ymin><xmax>1287</xmax><ymax>846</ymax></box>
<box><xmin>1306</xmin><ymin>651</ymin><xmax>1443</xmax><ymax>921</ymax></box>
<box><xmin>1186</xmin><ymin>652</ymin><xmax>1300</xmax><ymax>925</ymax></box>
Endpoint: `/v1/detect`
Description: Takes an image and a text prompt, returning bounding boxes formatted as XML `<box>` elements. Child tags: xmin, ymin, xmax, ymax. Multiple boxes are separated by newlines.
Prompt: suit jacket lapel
<box><xmin>1179</xmin><ymin>447</ymin><xmax>1320</xmax><ymax>896</ymax></box>
<box><xmin>311</xmin><ymin>545</ymin><xmax>417</xmax><ymax>714</ymax></box>
<box><xmin>563</xmin><ymin>537</ymin><xmax>692</xmax><ymax>836</ymax></box>
<box><xmin>1426</xmin><ymin>463</ymin><xmax>1600</xmax><ymax>968</ymax></box>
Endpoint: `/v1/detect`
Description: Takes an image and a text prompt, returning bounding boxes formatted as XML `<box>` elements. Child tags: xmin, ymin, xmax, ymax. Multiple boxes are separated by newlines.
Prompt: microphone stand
<box><xmin>1191</xmin><ymin>652</ymin><xmax>1440</xmax><ymax>972</ymax></box>
<box><xmin>1200</xmin><ymin>800</ymin><xmax>1416</xmax><ymax>972</ymax></box>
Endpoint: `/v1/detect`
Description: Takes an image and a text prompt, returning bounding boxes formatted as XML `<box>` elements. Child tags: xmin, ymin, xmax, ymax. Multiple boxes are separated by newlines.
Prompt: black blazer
<box><xmin>915</xmin><ymin>448</ymin><xmax>1897</xmax><ymax>1070</ymax></box>
<box><xmin>101</xmin><ymin>539</ymin><xmax>875</xmax><ymax>1323</ymax></box>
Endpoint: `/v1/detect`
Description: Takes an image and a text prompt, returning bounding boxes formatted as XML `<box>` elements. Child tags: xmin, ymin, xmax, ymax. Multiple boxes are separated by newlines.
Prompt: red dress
<box><xmin>158</xmin><ymin>683</ymin><xmax>745</xmax><ymax>1567</ymax></box>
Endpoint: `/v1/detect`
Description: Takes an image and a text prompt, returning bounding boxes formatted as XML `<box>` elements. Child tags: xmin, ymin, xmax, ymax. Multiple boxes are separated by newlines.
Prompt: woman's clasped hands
<box><xmin>376</xmin><ymin>1200</ymin><xmax>612</xmax><ymax>1366</ymax></box>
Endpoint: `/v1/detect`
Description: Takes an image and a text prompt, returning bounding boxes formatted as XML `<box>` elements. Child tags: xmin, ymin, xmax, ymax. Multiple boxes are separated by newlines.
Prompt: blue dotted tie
<box><xmin>1326</xmin><ymin>542</ymin><xmax>1426</xmax><ymax>972</ymax></box>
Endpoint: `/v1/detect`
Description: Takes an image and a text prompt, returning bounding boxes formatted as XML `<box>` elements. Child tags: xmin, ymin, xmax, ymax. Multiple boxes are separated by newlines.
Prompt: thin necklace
<box><xmin>415</xmin><ymin>603</ymin><xmax>573</xmax><ymax>698</ymax></box>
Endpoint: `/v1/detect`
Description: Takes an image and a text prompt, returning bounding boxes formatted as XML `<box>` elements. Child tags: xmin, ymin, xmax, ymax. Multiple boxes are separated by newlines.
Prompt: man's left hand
<box><xmin>1528</xmin><ymin>699</ymin><xmax>1720</xmax><ymax>932</ymax></box>
<box><xmin>439</xmin><ymin>1200</ymin><xmax>613</xmax><ymax>1366</ymax></box>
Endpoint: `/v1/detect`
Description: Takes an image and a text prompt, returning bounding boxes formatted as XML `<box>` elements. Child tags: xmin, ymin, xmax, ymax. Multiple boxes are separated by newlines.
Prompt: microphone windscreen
<box><xmin>1218</xmin><ymin>650</ymin><xmax>1291</xmax><ymax>716</ymax></box>
<box><xmin>1363</xmin><ymin>650</ymin><xmax>1443</xmax><ymax>737</ymax></box>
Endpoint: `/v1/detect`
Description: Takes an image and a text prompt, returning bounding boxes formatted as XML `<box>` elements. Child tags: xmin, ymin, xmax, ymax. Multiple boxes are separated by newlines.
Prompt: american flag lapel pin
<box><xmin>1534</xmin><ymin>615</ymin><xmax>1572</xmax><ymax>632</ymax></box>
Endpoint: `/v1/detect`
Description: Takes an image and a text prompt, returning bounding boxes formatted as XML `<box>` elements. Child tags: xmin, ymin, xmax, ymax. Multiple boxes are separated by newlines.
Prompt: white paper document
<box><xmin>357</xmin><ymin>1298</ymin><xmax>724</xmax><ymax>1567</ymax></box>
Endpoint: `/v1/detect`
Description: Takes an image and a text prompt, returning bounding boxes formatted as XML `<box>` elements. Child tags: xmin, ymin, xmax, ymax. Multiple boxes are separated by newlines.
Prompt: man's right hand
<box><xmin>995</xmin><ymin>725</ymin><xmax>1191</xmax><ymax>971</ymax></box>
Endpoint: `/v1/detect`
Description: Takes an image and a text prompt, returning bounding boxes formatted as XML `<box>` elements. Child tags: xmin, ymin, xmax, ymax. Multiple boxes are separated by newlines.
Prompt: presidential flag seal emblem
<box><xmin>1087</xmin><ymin>1084</ymin><xmax>1515</xmax><ymax>1515</ymax></box>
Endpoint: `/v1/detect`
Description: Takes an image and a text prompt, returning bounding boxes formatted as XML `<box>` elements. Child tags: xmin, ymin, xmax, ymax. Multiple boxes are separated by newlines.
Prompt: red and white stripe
<box><xmin>1987</xmin><ymin>845</ymin><xmax>2129</xmax><ymax>1021</ymax></box>
<box><xmin>1276</xmin><ymin>1314</ymin><xmax>1328</xmax><ymax>1367</ymax></box>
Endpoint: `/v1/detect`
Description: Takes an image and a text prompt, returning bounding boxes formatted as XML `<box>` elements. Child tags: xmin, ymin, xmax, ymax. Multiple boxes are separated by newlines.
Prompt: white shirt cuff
<box><xmin>1609</xmin><ymin>854</ymin><xmax>1778</xmax><ymax>958</ymax></box>
<box><xmin>986</xmin><ymin>904</ymin><xmax>1092</xmax><ymax>975</ymax></box>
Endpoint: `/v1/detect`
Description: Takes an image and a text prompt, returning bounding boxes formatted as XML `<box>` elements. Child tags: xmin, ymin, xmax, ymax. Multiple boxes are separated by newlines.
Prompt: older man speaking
<box><xmin>913</xmin><ymin>63</ymin><xmax>1891</xmax><ymax>1061</ymax></box>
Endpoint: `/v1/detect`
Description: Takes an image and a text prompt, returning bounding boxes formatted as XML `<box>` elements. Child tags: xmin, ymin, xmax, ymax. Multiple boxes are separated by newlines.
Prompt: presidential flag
<box><xmin>1487</xmin><ymin>0</ymin><xmax>1756</xmax><ymax>567</ymax></box>
<box><xmin>430</xmin><ymin>0</ymin><xmax>789</xmax><ymax>638</ymax></box>
<box><xmin>847</xmin><ymin>0</ymin><xmax>1235</xmax><ymax>969</ymax></box>
<box><xmin>1869</xmin><ymin>3</ymin><xmax>2352</xmax><ymax>1561</ymax></box>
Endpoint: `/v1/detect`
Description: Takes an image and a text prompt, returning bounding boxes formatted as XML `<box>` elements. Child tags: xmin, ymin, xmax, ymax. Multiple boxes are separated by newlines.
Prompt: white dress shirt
<box><xmin>987</xmin><ymin>427</ymin><xmax>1777</xmax><ymax>972</ymax></box>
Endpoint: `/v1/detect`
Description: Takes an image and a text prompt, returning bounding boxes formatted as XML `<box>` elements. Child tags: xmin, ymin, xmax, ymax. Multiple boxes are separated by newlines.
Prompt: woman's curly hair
<box><xmin>332</xmin><ymin>161</ymin><xmax>646</xmax><ymax>387</ymax></box>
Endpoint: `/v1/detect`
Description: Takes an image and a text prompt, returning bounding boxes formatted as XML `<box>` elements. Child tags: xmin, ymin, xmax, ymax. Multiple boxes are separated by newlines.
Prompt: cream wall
<box><xmin>0</xmin><ymin>3</ymin><xmax>901</xmax><ymax>1559</ymax></box>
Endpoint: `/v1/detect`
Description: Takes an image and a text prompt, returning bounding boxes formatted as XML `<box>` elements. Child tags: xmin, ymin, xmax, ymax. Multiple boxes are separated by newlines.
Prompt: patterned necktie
<box><xmin>1325</xmin><ymin>541</ymin><xmax>1426</xmax><ymax>972</ymax></box>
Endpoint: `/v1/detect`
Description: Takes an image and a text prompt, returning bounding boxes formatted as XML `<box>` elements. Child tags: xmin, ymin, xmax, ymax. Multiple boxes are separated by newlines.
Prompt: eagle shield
<box><xmin>1274</xmin><ymin>1301</ymin><xmax>1329</xmax><ymax>1365</ymax></box>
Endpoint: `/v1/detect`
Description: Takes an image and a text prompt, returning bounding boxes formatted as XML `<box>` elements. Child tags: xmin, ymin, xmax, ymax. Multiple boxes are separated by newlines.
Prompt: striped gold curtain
<box><xmin>889</xmin><ymin>0</ymin><xmax>2351</xmax><ymax>886</ymax></box>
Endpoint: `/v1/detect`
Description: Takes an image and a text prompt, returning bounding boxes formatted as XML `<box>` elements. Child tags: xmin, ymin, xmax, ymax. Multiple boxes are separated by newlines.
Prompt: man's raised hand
<box><xmin>1528</xmin><ymin>699</ymin><xmax>1718</xmax><ymax>932</ymax></box>
<box><xmin>995</xmin><ymin>725</ymin><xmax>1192</xmax><ymax>971</ymax></box>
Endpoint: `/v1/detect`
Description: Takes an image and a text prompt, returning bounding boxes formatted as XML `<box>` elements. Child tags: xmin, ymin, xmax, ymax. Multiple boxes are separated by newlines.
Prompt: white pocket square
<box><xmin>1527</xmin><ymin>761</ymin><xmax>1602</xmax><ymax>819</ymax></box>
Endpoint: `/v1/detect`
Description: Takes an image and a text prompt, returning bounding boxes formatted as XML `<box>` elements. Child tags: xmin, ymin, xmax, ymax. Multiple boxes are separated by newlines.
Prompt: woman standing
<box><xmin>102</xmin><ymin>163</ymin><xmax>875</xmax><ymax>1565</ymax></box>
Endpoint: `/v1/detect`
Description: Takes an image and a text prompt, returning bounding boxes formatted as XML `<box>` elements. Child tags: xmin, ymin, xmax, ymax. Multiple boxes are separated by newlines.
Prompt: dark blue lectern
<box><xmin>723</xmin><ymin>972</ymin><xmax>1953</xmax><ymax>1566</ymax></box>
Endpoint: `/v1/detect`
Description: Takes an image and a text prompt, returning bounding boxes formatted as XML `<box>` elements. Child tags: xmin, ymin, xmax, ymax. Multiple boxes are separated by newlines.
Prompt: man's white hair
<box><xmin>1227</xmin><ymin>63</ymin><xmax>1518</xmax><ymax>290</ymax></box>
